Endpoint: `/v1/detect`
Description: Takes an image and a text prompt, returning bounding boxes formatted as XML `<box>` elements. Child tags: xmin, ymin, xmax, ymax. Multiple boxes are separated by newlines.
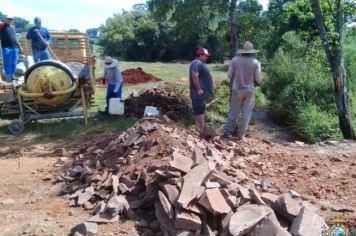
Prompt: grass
<box><xmin>0</xmin><ymin>61</ymin><xmax>230</xmax><ymax>145</ymax></box>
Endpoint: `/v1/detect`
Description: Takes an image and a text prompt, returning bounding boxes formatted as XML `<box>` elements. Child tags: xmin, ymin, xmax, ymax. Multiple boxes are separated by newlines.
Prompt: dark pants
<box><xmin>105</xmin><ymin>83</ymin><xmax>123</xmax><ymax>113</ymax></box>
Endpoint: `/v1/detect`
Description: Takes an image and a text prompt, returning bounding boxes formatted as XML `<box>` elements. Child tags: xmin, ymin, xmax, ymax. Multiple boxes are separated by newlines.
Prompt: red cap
<box><xmin>196</xmin><ymin>48</ymin><xmax>211</xmax><ymax>57</ymax></box>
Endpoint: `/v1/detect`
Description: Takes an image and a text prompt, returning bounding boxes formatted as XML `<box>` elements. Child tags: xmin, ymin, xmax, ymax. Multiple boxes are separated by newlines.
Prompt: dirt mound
<box><xmin>122</xmin><ymin>67</ymin><xmax>161</xmax><ymax>85</ymax></box>
<box><xmin>53</xmin><ymin>116</ymin><xmax>356</xmax><ymax>235</ymax></box>
<box><xmin>124</xmin><ymin>86</ymin><xmax>190</xmax><ymax>121</ymax></box>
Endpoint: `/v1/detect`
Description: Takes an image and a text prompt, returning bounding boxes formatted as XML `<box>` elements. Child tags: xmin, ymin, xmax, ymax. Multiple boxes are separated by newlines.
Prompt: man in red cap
<box><xmin>189</xmin><ymin>47</ymin><xmax>214</xmax><ymax>134</ymax></box>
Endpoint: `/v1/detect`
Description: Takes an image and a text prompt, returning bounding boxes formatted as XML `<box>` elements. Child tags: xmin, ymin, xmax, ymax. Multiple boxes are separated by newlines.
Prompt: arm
<box><xmin>254</xmin><ymin>62</ymin><xmax>262</xmax><ymax>85</ymax></box>
<box><xmin>191</xmin><ymin>62</ymin><xmax>203</xmax><ymax>96</ymax></box>
<box><xmin>26</xmin><ymin>28</ymin><xmax>32</xmax><ymax>40</ymax></box>
<box><xmin>45</xmin><ymin>29</ymin><xmax>52</xmax><ymax>44</ymax></box>
<box><xmin>227</xmin><ymin>60</ymin><xmax>235</xmax><ymax>88</ymax></box>
<box><xmin>113</xmin><ymin>66</ymin><xmax>123</xmax><ymax>93</ymax></box>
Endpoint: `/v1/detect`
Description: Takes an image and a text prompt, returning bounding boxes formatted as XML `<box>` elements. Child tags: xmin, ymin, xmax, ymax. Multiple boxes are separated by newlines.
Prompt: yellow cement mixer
<box><xmin>0</xmin><ymin>32</ymin><xmax>96</xmax><ymax>134</ymax></box>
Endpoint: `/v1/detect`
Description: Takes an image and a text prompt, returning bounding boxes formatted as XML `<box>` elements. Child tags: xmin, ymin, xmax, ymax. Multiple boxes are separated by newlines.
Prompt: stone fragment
<box><xmin>123</xmin><ymin>131</ymin><xmax>141</xmax><ymax>147</ymax></box>
<box><xmin>192</xmin><ymin>147</ymin><xmax>206</xmax><ymax>165</ymax></box>
<box><xmin>169</xmin><ymin>152</ymin><xmax>193</xmax><ymax>173</ymax></box>
<box><xmin>288</xmin><ymin>190</ymin><xmax>301</xmax><ymax>199</ymax></box>
<box><xmin>261</xmin><ymin>192</ymin><xmax>279</xmax><ymax>209</ymax></box>
<box><xmin>107</xmin><ymin>195</ymin><xmax>126</xmax><ymax>216</ymax></box>
<box><xmin>250</xmin><ymin>189</ymin><xmax>266</xmax><ymax>205</ymax></box>
<box><xmin>290</xmin><ymin>206</ymin><xmax>327</xmax><ymax>236</ymax></box>
<box><xmin>249</xmin><ymin>215</ymin><xmax>291</xmax><ymax>236</ymax></box>
<box><xmin>83</xmin><ymin>221</ymin><xmax>98</xmax><ymax>235</ymax></box>
<box><xmin>202</xmin><ymin>222</ymin><xmax>216</xmax><ymax>236</ymax></box>
<box><xmin>175</xmin><ymin>210</ymin><xmax>202</xmax><ymax>231</ymax></box>
<box><xmin>331</xmin><ymin>204</ymin><xmax>355</xmax><ymax>213</ymax></box>
<box><xmin>94</xmin><ymin>201</ymin><xmax>106</xmax><ymax>215</ymax></box>
<box><xmin>177</xmin><ymin>162</ymin><xmax>214</xmax><ymax>208</ymax></box>
<box><xmin>204</xmin><ymin>181</ymin><xmax>221</xmax><ymax>189</ymax></box>
<box><xmin>229</xmin><ymin>204</ymin><xmax>273</xmax><ymax>236</ymax></box>
<box><xmin>276</xmin><ymin>194</ymin><xmax>302</xmax><ymax>221</ymax></box>
<box><xmin>112</xmin><ymin>175</ymin><xmax>119</xmax><ymax>194</ymax></box>
<box><xmin>238</xmin><ymin>186</ymin><xmax>251</xmax><ymax>203</ymax></box>
<box><xmin>87</xmin><ymin>212</ymin><xmax>119</xmax><ymax>223</ymax></box>
<box><xmin>159</xmin><ymin>183</ymin><xmax>180</xmax><ymax>203</ymax></box>
<box><xmin>198</xmin><ymin>188</ymin><xmax>231</xmax><ymax>215</ymax></box>
<box><xmin>77</xmin><ymin>191</ymin><xmax>93</xmax><ymax>205</ymax></box>
<box><xmin>158</xmin><ymin>191</ymin><xmax>174</xmax><ymax>219</ymax></box>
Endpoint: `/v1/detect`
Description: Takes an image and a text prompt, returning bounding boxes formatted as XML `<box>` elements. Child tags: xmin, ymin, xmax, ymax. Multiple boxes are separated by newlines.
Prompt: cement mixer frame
<box><xmin>0</xmin><ymin>32</ymin><xmax>96</xmax><ymax>134</ymax></box>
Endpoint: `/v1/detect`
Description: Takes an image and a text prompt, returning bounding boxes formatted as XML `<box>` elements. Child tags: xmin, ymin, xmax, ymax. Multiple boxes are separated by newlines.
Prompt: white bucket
<box><xmin>144</xmin><ymin>106</ymin><xmax>159</xmax><ymax>116</ymax></box>
<box><xmin>109</xmin><ymin>98</ymin><xmax>124</xmax><ymax>115</ymax></box>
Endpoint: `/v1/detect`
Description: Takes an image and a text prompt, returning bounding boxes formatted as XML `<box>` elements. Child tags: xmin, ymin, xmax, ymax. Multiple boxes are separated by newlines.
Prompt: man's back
<box><xmin>0</xmin><ymin>23</ymin><xmax>17</xmax><ymax>48</ymax></box>
<box><xmin>228</xmin><ymin>55</ymin><xmax>262</xmax><ymax>90</ymax></box>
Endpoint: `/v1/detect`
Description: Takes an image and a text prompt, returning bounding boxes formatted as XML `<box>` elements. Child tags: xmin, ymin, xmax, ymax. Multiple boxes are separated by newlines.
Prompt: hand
<box><xmin>197</xmin><ymin>89</ymin><xmax>204</xmax><ymax>96</ymax></box>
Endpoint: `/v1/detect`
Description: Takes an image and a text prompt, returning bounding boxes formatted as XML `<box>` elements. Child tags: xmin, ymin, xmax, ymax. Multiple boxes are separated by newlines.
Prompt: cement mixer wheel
<box><xmin>8</xmin><ymin>120</ymin><xmax>25</xmax><ymax>135</ymax></box>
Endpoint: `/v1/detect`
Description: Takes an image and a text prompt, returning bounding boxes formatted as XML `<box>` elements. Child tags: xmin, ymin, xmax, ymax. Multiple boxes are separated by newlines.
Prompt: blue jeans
<box><xmin>32</xmin><ymin>48</ymin><xmax>51</xmax><ymax>63</ymax></box>
<box><xmin>105</xmin><ymin>83</ymin><xmax>123</xmax><ymax>113</ymax></box>
<box><xmin>2</xmin><ymin>47</ymin><xmax>18</xmax><ymax>80</ymax></box>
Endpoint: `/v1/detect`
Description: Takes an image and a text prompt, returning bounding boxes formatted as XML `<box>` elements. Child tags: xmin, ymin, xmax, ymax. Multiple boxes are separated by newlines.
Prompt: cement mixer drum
<box><xmin>24</xmin><ymin>60</ymin><xmax>75</xmax><ymax>106</ymax></box>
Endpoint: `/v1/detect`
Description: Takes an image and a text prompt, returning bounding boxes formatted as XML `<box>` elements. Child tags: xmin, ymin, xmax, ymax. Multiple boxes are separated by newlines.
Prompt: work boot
<box><xmin>98</xmin><ymin>110</ymin><xmax>108</xmax><ymax>116</ymax></box>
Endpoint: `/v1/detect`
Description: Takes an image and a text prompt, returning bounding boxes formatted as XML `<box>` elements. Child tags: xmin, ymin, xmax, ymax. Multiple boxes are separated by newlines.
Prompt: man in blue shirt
<box><xmin>99</xmin><ymin>56</ymin><xmax>123</xmax><ymax>115</ymax></box>
<box><xmin>189</xmin><ymin>48</ymin><xmax>214</xmax><ymax>133</ymax></box>
<box><xmin>26</xmin><ymin>17</ymin><xmax>52</xmax><ymax>63</ymax></box>
<box><xmin>0</xmin><ymin>16</ymin><xmax>21</xmax><ymax>81</ymax></box>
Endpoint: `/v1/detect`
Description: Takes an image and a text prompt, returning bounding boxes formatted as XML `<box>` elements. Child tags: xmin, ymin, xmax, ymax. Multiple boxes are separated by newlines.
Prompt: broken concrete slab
<box><xmin>177</xmin><ymin>162</ymin><xmax>214</xmax><ymax>208</ymax></box>
<box><xmin>123</xmin><ymin>131</ymin><xmax>141</xmax><ymax>147</ymax></box>
<box><xmin>198</xmin><ymin>188</ymin><xmax>231</xmax><ymax>215</ymax></box>
<box><xmin>290</xmin><ymin>206</ymin><xmax>327</xmax><ymax>236</ymax></box>
<box><xmin>229</xmin><ymin>204</ymin><xmax>273</xmax><ymax>236</ymax></box>
<box><xmin>288</xmin><ymin>190</ymin><xmax>301</xmax><ymax>199</ymax></box>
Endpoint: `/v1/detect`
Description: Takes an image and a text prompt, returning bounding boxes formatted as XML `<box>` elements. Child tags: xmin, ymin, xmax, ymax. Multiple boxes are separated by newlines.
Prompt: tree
<box><xmin>310</xmin><ymin>0</ymin><xmax>356</xmax><ymax>139</ymax></box>
<box><xmin>147</xmin><ymin>0</ymin><xmax>241</xmax><ymax>58</ymax></box>
<box><xmin>68</xmin><ymin>29</ymin><xmax>80</xmax><ymax>33</ymax></box>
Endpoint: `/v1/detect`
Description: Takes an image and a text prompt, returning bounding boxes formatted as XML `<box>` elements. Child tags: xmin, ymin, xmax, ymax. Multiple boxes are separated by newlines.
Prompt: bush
<box><xmin>262</xmin><ymin>31</ymin><xmax>346</xmax><ymax>142</ymax></box>
<box><xmin>294</xmin><ymin>104</ymin><xmax>341</xmax><ymax>143</ymax></box>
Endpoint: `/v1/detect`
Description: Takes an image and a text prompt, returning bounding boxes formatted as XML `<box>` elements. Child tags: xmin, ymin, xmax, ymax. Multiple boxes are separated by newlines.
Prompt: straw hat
<box><xmin>237</xmin><ymin>41</ymin><xmax>260</xmax><ymax>54</ymax></box>
<box><xmin>104</xmin><ymin>56</ymin><xmax>119</xmax><ymax>69</ymax></box>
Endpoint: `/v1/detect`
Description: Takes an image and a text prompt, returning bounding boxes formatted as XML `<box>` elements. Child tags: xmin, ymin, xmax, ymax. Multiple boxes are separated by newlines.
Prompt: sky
<box><xmin>0</xmin><ymin>0</ymin><xmax>269</xmax><ymax>32</ymax></box>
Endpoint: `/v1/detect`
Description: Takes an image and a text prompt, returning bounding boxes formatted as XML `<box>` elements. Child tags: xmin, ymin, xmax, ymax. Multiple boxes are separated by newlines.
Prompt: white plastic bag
<box><xmin>144</xmin><ymin>106</ymin><xmax>160</xmax><ymax>116</ymax></box>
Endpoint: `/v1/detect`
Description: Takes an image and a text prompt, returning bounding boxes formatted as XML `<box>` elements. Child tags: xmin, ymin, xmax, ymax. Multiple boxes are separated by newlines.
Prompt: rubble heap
<box><xmin>122</xmin><ymin>67</ymin><xmax>161</xmax><ymax>85</ymax></box>
<box><xmin>57</xmin><ymin>116</ymin><xmax>327</xmax><ymax>236</ymax></box>
<box><xmin>124</xmin><ymin>87</ymin><xmax>190</xmax><ymax>121</ymax></box>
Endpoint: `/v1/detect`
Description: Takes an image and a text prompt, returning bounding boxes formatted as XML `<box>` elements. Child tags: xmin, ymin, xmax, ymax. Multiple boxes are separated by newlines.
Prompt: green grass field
<box><xmin>0</xmin><ymin>61</ymin><xmax>230</xmax><ymax>145</ymax></box>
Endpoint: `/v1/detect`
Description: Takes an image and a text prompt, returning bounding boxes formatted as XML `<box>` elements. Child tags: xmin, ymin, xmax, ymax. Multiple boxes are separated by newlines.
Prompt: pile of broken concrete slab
<box><xmin>57</xmin><ymin>116</ymin><xmax>327</xmax><ymax>236</ymax></box>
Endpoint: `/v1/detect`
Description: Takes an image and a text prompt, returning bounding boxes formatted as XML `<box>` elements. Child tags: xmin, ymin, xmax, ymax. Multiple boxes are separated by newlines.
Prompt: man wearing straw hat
<box><xmin>99</xmin><ymin>56</ymin><xmax>123</xmax><ymax>115</ymax></box>
<box><xmin>223</xmin><ymin>41</ymin><xmax>262</xmax><ymax>140</ymax></box>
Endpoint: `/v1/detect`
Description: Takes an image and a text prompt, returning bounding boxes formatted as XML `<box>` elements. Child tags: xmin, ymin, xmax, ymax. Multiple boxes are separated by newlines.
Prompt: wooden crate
<box><xmin>22</xmin><ymin>32</ymin><xmax>90</xmax><ymax>64</ymax></box>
